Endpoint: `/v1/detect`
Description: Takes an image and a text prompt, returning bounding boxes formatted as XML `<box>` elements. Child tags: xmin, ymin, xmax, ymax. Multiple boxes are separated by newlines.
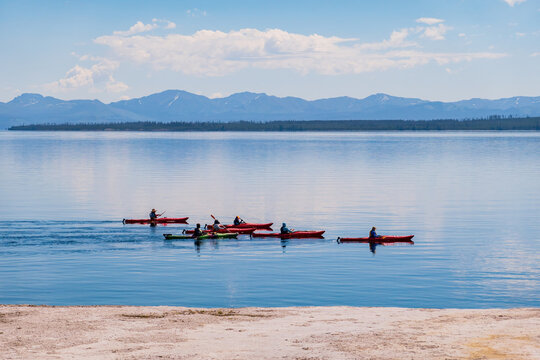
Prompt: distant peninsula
<box><xmin>8</xmin><ymin>117</ymin><xmax>540</xmax><ymax>131</ymax></box>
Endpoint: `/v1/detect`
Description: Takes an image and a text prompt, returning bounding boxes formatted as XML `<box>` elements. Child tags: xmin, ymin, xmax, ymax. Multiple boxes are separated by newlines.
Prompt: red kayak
<box><xmin>123</xmin><ymin>217</ymin><xmax>189</xmax><ymax>224</ymax></box>
<box><xmin>184</xmin><ymin>227</ymin><xmax>256</xmax><ymax>235</ymax></box>
<box><xmin>338</xmin><ymin>235</ymin><xmax>414</xmax><ymax>243</ymax></box>
<box><xmin>206</xmin><ymin>222</ymin><xmax>273</xmax><ymax>230</ymax></box>
<box><xmin>252</xmin><ymin>230</ymin><xmax>325</xmax><ymax>238</ymax></box>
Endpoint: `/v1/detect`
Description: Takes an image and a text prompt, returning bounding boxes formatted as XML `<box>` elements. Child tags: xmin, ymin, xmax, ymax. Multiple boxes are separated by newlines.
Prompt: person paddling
<box><xmin>192</xmin><ymin>223</ymin><xmax>203</xmax><ymax>238</ymax></box>
<box><xmin>370</xmin><ymin>226</ymin><xmax>382</xmax><ymax>238</ymax></box>
<box><xmin>149</xmin><ymin>209</ymin><xmax>164</xmax><ymax>221</ymax></box>
<box><xmin>212</xmin><ymin>219</ymin><xmax>222</xmax><ymax>232</ymax></box>
<box><xmin>280</xmin><ymin>223</ymin><xmax>293</xmax><ymax>234</ymax></box>
<box><xmin>233</xmin><ymin>216</ymin><xmax>245</xmax><ymax>226</ymax></box>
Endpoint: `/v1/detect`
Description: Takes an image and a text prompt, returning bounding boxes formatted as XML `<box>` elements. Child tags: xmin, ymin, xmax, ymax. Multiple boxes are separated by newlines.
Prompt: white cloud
<box><xmin>93</xmin><ymin>27</ymin><xmax>506</xmax><ymax>76</ymax></box>
<box><xmin>416</xmin><ymin>17</ymin><xmax>444</xmax><ymax>25</ymax></box>
<box><xmin>114</xmin><ymin>21</ymin><xmax>158</xmax><ymax>36</ymax></box>
<box><xmin>422</xmin><ymin>23</ymin><xmax>452</xmax><ymax>40</ymax></box>
<box><xmin>515</xmin><ymin>32</ymin><xmax>526</xmax><ymax>37</ymax></box>
<box><xmin>113</xmin><ymin>19</ymin><xmax>177</xmax><ymax>36</ymax></box>
<box><xmin>531</xmin><ymin>52</ymin><xmax>540</xmax><ymax>57</ymax></box>
<box><xmin>44</xmin><ymin>57</ymin><xmax>128</xmax><ymax>94</ymax></box>
<box><xmin>358</xmin><ymin>28</ymin><xmax>417</xmax><ymax>50</ymax></box>
<box><xmin>458</xmin><ymin>33</ymin><xmax>466</xmax><ymax>37</ymax></box>
<box><xmin>152</xmin><ymin>18</ymin><xmax>176</xmax><ymax>29</ymax></box>
<box><xmin>503</xmin><ymin>0</ymin><xmax>526</xmax><ymax>6</ymax></box>
<box><xmin>209</xmin><ymin>92</ymin><xmax>224</xmax><ymax>99</ymax></box>
<box><xmin>413</xmin><ymin>19</ymin><xmax>451</xmax><ymax>40</ymax></box>
<box><xmin>105</xmin><ymin>76</ymin><xmax>129</xmax><ymax>93</ymax></box>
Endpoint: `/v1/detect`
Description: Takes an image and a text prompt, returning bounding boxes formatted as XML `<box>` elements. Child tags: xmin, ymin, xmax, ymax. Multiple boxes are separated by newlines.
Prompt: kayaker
<box><xmin>280</xmin><ymin>223</ymin><xmax>292</xmax><ymax>234</ymax></box>
<box><xmin>149</xmin><ymin>209</ymin><xmax>162</xmax><ymax>220</ymax></box>
<box><xmin>212</xmin><ymin>219</ymin><xmax>222</xmax><ymax>232</ymax></box>
<box><xmin>370</xmin><ymin>227</ymin><xmax>381</xmax><ymax>238</ymax></box>
<box><xmin>192</xmin><ymin>223</ymin><xmax>203</xmax><ymax>238</ymax></box>
<box><xmin>233</xmin><ymin>216</ymin><xmax>245</xmax><ymax>226</ymax></box>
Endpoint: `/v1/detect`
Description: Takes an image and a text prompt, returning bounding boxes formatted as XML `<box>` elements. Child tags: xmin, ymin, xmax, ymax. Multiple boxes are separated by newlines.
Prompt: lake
<box><xmin>0</xmin><ymin>131</ymin><xmax>539</xmax><ymax>308</ymax></box>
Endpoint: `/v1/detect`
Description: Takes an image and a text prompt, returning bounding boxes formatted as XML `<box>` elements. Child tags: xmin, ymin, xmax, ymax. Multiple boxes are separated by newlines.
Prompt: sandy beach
<box><xmin>1</xmin><ymin>305</ymin><xmax>538</xmax><ymax>359</ymax></box>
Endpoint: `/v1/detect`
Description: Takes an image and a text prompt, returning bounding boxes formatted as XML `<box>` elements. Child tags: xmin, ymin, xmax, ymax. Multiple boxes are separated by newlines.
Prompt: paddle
<box><xmin>210</xmin><ymin>214</ymin><xmax>224</xmax><ymax>226</ymax></box>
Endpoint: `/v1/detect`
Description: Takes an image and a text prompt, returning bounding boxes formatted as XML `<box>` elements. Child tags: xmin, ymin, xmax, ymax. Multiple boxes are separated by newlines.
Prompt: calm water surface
<box><xmin>0</xmin><ymin>131</ymin><xmax>539</xmax><ymax>308</ymax></box>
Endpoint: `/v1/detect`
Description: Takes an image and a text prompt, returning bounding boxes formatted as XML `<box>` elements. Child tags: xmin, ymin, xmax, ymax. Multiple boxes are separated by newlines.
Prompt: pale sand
<box><xmin>1</xmin><ymin>306</ymin><xmax>539</xmax><ymax>359</ymax></box>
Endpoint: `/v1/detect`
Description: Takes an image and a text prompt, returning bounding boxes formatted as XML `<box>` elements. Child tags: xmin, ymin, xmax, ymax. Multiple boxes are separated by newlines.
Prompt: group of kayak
<box><xmin>163</xmin><ymin>216</ymin><xmax>327</xmax><ymax>240</ymax></box>
<box><xmin>124</xmin><ymin>210</ymin><xmax>414</xmax><ymax>243</ymax></box>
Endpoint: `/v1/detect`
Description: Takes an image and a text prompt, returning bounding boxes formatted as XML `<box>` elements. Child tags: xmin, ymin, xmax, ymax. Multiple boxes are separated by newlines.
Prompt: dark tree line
<box><xmin>8</xmin><ymin>116</ymin><xmax>540</xmax><ymax>131</ymax></box>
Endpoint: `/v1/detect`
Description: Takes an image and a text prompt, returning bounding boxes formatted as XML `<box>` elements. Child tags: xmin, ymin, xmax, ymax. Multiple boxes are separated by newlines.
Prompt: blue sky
<box><xmin>1</xmin><ymin>0</ymin><xmax>539</xmax><ymax>102</ymax></box>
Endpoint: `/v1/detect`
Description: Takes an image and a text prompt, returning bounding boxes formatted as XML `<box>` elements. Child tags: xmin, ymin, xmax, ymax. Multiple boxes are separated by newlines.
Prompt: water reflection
<box><xmin>370</xmin><ymin>242</ymin><xmax>378</xmax><ymax>254</ymax></box>
<box><xmin>194</xmin><ymin>238</ymin><xmax>221</xmax><ymax>253</ymax></box>
<box><xmin>280</xmin><ymin>239</ymin><xmax>288</xmax><ymax>252</ymax></box>
<box><xmin>336</xmin><ymin>240</ymin><xmax>415</xmax><ymax>255</ymax></box>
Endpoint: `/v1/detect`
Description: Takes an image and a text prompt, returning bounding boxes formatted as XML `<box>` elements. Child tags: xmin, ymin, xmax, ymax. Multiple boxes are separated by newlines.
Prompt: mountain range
<box><xmin>1</xmin><ymin>90</ymin><xmax>540</xmax><ymax>128</ymax></box>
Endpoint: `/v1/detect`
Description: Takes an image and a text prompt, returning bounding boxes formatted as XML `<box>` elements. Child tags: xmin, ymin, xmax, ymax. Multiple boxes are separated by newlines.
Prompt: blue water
<box><xmin>0</xmin><ymin>131</ymin><xmax>539</xmax><ymax>308</ymax></box>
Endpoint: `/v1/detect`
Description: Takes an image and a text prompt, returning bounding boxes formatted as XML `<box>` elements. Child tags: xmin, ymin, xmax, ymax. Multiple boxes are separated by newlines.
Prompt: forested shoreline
<box><xmin>8</xmin><ymin>116</ymin><xmax>540</xmax><ymax>131</ymax></box>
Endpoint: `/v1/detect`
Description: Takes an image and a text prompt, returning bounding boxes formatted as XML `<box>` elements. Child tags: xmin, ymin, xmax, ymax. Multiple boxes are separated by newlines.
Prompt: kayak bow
<box><xmin>163</xmin><ymin>234</ymin><xmax>192</xmax><ymax>240</ymax></box>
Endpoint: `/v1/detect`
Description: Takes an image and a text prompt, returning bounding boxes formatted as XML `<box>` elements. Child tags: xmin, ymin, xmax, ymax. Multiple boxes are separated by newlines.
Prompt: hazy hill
<box><xmin>1</xmin><ymin>90</ymin><xmax>539</xmax><ymax>128</ymax></box>
<box><xmin>0</xmin><ymin>93</ymin><xmax>147</xmax><ymax>127</ymax></box>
